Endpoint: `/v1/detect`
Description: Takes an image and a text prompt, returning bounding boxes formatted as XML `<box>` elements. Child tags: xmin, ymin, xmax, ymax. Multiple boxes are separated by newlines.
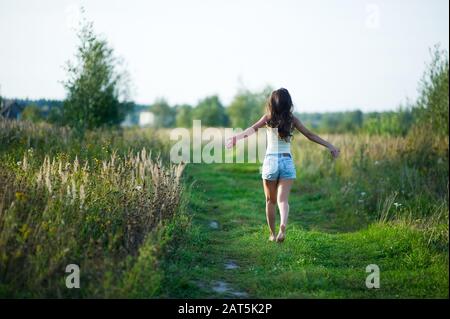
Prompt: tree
<box><xmin>227</xmin><ymin>86</ymin><xmax>272</xmax><ymax>128</ymax></box>
<box><xmin>175</xmin><ymin>104</ymin><xmax>193</xmax><ymax>127</ymax></box>
<box><xmin>339</xmin><ymin>110</ymin><xmax>363</xmax><ymax>133</ymax></box>
<box><xmin>21</xmin><ymin>104</ymin><xmax>43</xmax><ymax>123</ymax></box>
<box><xmin>47</xmin><ymin>106</ymin><xmax>63</xmax><ymax>124</ymax></box>
<box><xmin>150</xmin><ymin>98</ymin><xmax>176</xmax><ymax>128</ymax></box>
<box><xmin>62</xmin><ymin>16</ymin><xmax>133</xmax><ymax>132</ymax></box>
<box><xmin>192</xmin><ymin>95</ymin><xmax>228</xmax><ymax>127</ymax></box>
<box><xmin>415</xmin><ymin>45</ymin><xmax>449</xmax><ymax>136</ymax></box>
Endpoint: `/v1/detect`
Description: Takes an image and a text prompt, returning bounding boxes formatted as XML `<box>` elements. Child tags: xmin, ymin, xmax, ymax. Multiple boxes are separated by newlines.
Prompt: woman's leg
<box><xmin>263</xmin><ymin>179</ymin><xmax>278</xmax><ymax>241</ymax></box>
<box><xmin>276</xmin><ymin>179</ymin><xmax>294</xmax><ymax>242</ymax></box>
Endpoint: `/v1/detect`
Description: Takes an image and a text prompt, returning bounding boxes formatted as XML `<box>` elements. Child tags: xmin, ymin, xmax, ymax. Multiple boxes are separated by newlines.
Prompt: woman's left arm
<box><xmin>293</xmin><ymin>116</ymin><xmax>340</xmax><ymax>159</ymax></box>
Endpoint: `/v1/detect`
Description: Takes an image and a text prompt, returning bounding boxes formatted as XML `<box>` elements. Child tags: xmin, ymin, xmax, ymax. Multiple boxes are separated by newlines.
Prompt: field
<box><xmin>0</xmin><ymin>119</ymin><xmax>448</xmax><ymax>298</ymax></box>
<box><xmin>0</xmin><ymin>0</ymin><xmax>448</xmax><ymax>301</ymax></box>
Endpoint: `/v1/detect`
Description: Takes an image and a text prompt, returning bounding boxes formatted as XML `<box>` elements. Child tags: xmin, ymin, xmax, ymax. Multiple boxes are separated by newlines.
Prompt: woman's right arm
<box><xmin>226</xmin><ymin>114</ymin><xmax>267</xmax><ymax>149</ymax></box>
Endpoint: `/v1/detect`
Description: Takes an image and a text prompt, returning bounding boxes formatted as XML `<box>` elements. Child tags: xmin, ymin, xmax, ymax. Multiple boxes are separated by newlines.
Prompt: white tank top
<box><xmin>265</xmin><ymin>127</ymin><xmax>291</xmax><ymax>154</ymax></box>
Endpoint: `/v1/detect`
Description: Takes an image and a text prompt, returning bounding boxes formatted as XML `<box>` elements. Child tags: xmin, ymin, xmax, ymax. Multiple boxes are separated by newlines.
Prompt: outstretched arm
<box><xmin>226</xmin><ymin>114</ymin><xmax>268</xmax><ymax>149</ymax></box>
<box><xmin>293</xmin><ymin>116</ymin><xmax>340</xmax><ymax>159</ymax></box>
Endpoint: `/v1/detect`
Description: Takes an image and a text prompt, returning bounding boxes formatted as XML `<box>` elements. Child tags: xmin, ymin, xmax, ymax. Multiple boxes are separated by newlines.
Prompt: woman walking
<box><xmin>226</xmin><ymin>88</ymin><xmax>340</xmax><ymax>242</ymax></box>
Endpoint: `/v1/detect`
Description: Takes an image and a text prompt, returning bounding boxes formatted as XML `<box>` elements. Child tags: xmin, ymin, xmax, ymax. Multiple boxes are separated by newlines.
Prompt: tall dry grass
<box><xmin>0</xmin><ymin>119</ymin><xmax>185</xmax><ymax>297</ymax></box>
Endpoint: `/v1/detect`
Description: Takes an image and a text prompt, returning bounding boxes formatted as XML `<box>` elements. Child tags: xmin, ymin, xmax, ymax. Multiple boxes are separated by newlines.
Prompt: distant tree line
<box><xmin>15</xmin><ymin>96</ymin><xmax>418</xmax><ymax>137</ymax></box>
<box><xmin>296</xmin><ymin>108</ymin><xmax>415</xmax><ymax>136</ymax></box>
<box><xmin>147</xmin><ymin>86</ymin><xmax>273</xmax><ymax>129</ymax></box>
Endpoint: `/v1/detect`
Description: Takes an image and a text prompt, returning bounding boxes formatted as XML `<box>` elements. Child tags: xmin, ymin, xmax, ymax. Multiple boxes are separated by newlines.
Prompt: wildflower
<box><xmin>135</xmin><ymin>185</ymin><xmax>143</xmax><ymax>191</ymax></box>
<box><xmin>41</xmin><ymin>221</ymin><xmax>48</xmax><ymax>231</ymax></box>
<box><xmin>20</xmin><ymin>224</ymin><xmax>31</xmax><ymax>240</ymax></box>
<box><xmin>360</xmin><ymin>192</ymin><xmax>366</xmax><ymax>196</ymax></box>
<box><xmin>15</xmin><ymin>192</ymin><xmax>25</xmax><ymax>201</ymax></box>
<box><xmin>393</xmin><ymin>202</ymin><xmax>402</xmax><ymax>209</ymax></box>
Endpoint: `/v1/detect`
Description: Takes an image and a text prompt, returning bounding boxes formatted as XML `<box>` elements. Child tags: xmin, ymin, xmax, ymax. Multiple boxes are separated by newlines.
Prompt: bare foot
<box><xmin>276</xmin><ymin>225</ymin><xmax>286</xmax><ymax>243</ymax></box>
<box><xmin>269</xmin><ymin>234</ymin><xmax>276</xmax><ymax>242</ymax></box>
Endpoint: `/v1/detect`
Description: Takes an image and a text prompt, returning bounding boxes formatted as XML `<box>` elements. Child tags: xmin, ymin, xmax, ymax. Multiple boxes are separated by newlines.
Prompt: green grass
<box><xmin>160</xmin><ymin>162</ymin><xmax>449</xmax><ymax>298</ymax></box>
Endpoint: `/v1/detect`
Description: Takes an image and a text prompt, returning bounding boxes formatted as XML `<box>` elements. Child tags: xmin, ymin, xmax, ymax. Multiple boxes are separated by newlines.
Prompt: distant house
<box><xmin>139</xmin><ymin>111</ymin><xmax>155</xmax><ymax>127</ymax></box>
<box><xmin>121</xmin><ymin>110</ymin><xmax>155</xmax><ymax>127</ymax></box>
<box><xmin>0</xmin><ymin>99</ymin><xmax>24</xmax><ymax>119</ymax></box>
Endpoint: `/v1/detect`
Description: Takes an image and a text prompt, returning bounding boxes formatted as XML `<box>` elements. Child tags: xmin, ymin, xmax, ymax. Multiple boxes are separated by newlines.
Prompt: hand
<box><xmin>225</xmin><ymin>137</ymin><xmax>237</xmax><ymax>149</ymax></box>
<box><xmin>329</xmin><ymin>145</ymin><xmax>340</xmax><ymax>159</ymax></box>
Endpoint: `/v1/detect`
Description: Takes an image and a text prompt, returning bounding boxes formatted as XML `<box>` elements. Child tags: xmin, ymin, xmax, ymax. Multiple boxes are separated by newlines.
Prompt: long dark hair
<box><xmin>265</xmin><ymin>88</ymin><xmax>294</xmax><ymax>141</ymax></box>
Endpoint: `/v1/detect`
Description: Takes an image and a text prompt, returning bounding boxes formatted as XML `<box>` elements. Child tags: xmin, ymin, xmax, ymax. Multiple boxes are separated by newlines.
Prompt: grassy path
<box><xmin>161</xmin><ymin>163</ymin><xmax>448</xmax><ymax>298</ymax></box>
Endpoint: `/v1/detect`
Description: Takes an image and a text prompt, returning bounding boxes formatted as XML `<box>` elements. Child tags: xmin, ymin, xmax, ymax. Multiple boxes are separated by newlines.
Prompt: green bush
<box><xmin>20</xmin><ymin>104</ymin><xmax>44</xmax><ymax>123</ymax></box>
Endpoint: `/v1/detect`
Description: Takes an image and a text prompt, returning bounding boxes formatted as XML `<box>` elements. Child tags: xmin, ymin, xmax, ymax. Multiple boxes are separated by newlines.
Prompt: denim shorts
<box><xmin>261</xmin><ymin>153</ymin><xmax>296</xmax><ymax>181</ymax></box>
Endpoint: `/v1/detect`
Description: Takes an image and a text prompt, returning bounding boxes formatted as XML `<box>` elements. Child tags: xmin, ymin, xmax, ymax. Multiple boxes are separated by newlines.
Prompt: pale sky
<box><xmin>0</xmin><ymin>0</ymin><xmax>448</xmax><ymax>112</ymax></box>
